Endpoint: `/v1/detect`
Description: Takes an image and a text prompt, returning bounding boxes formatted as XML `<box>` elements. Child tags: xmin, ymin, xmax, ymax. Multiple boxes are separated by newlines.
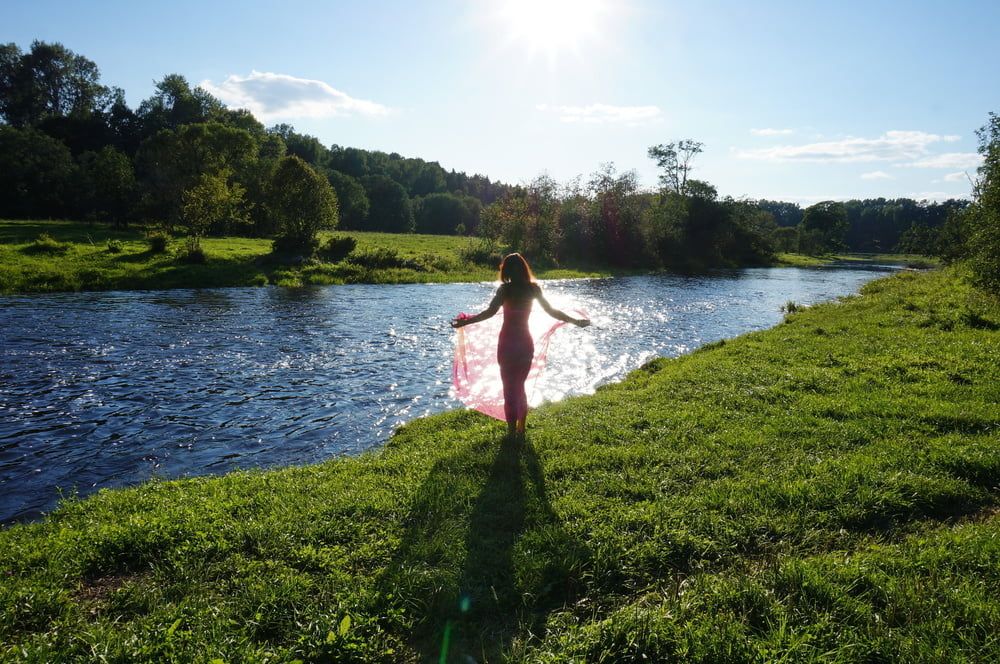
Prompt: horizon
<box><xmin>3</xmin><ymin>0</ymin><xmax>998</xmax><ymax>203</ymax></box>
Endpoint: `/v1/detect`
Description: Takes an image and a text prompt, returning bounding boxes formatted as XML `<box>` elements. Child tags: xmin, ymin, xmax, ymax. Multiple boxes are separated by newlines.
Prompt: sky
<box><xmin>3</xmin><ymin>0</ymin><xmax>999</xmax><ymax>203</ymax></box>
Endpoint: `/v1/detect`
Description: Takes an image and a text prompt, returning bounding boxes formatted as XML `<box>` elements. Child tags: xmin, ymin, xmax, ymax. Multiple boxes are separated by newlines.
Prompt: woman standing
<box><xmin>452</xmin><ymin>253</ymin><xmax>590</xmax><ymax>439</ymax></box>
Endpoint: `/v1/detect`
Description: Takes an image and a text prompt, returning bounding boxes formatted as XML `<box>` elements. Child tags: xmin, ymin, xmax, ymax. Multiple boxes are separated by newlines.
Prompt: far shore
<box><xmin>0</xmin><ymin>219</ymin><xmax>935</xmax><ymax>296</ymax></box>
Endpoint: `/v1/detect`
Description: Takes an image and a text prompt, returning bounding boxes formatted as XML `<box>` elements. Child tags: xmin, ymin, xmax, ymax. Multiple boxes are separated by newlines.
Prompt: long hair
<box><xmin>499</xmin><ymin>253</ymin><xmax>535</xmax><ymax>286</ymax></box>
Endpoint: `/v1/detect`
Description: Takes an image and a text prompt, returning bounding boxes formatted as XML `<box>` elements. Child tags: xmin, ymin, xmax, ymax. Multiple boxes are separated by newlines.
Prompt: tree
<box><xmin>800</xmin><ymin>201</ymin><xmax>848</xmax><ymax>252</ymax></box>
<box><xmin>327</xmin><ymin>170</ymin><xmax>370</xmax><ymax>230</ymax></box>
<box><xmin>361</xmin><ymin>175</ymin><xmax>413</xmax><ymax>232</ymax></box>
<box><xmin>962</xmin><ymin>112</ymin><xmax>1000</xmax><ymax>291</ymax></box>
<box><xmin>181</xmin><ymin>171</ymin><xmax>247</xmax><ymax>245</ymax></box>
<box><xmin>414</xmin><ymin>192</ymin><xmax>476</xmax><ymax>235</ymax></box>
<box><xmin>0</xmin><ymin>41</ymin><xmax>109</xmax><ymax>128</ymax></box>
<box><xmin>268</xmin><ymin>156</ymin><xmax>338</xmax><ymax>254</ymax></box>
<box><xmin>75</xmin><ymin>146</ymin><xmax>137</xmax><ymax>227</ymax></box>
<box><xmin>0</xmin><ymin>125</ymin><xmax>76</xmax><ymax>218</ymax></box>
<box><xmin>137</xmin><ymin>74</ymin><xmax>225</xmax><ymax>137</ymax></box>
<box><xmin>648</xmin><ymin>140</ymin><xmax>703</xmax><ymax>195</ymax></box>
<box><xmin>136</xmin><ymin>122</ymin><xmax>257</xmax><ymax>225</ymax></box>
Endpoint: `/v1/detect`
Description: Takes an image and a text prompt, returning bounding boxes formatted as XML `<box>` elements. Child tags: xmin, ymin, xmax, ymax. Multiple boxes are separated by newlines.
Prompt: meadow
<box><xmin>0</xmin><ymin>220</ymin><xmax>611</xmax><ymax>294</ymax></box>
<box><xmin>1</xmin><ymin>267</ymin><xmax>997</xmax><ymax>662</ymax></box>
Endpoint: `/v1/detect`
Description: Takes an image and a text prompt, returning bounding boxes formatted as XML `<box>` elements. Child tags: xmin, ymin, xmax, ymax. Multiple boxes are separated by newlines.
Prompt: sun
<box><xmin>494</xmin><ymin>0</ymin><xmax>610</xmax><ymax>63</ymax></box>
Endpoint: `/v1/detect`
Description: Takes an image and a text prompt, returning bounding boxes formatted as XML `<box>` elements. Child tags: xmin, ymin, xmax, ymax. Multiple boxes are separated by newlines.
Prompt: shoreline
<box><xmin>0</xmin><ymin>219</ymin><xmax>932</xmax><ymax>296</ymax></box>
<box><xmin>2</xmin><ymin>267</ymin><xmax>997</xmax><ymax>660</ymax></box>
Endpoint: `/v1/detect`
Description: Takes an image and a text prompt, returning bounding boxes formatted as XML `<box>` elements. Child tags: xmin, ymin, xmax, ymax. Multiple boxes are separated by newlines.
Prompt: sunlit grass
<box><xmin>1</xmin><ymin>267</ymin><xmax>997</xmax><ymax>661</ymax></box>
<box><xmin>0</xmin><ymin>220</ymin><xmax>613</xmax><ymax>294</ymax></box>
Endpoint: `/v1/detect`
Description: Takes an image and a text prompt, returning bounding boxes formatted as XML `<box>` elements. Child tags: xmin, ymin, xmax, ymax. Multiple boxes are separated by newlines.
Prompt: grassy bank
<box><xmin>0</xmin><ymin>220</ymin><xmax>610</xmax><ymax>294</ymax></box>
<box><xmin>1</xmin><ymin>267</ymin><xmax>997</xmax><ymax>662</ymax></box>
<box><xmin>0</xmin><ymin>220</ymin><xmax>919</xmax><ymax>295</ymax></box>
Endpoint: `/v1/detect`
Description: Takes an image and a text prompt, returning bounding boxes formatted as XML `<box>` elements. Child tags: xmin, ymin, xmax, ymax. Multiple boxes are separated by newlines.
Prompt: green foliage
<box><xmin>268</xmin><ymin>156</ymin><xmax>338</xmax><ymax>255</ymax></box>
<box><xmin>24</xmin><ymin>232</ymin><xmax>71</xmax><ymax>254</ymax></box>
<box><xmin>0</xmin><ymin>40</ymin><xmax>108</xmax><ymax>128</ymax></box>
<box><xmin>0</xmin><ymin>125</ymin><xmax>76</xmax><ymax>219</ymax></box>
<box><xmin>800</xmin><ymin>200</ymin><xmax>849</xmax><ymax>252</ymax></box>
<box><xmin>105</xmin><ymin>238</ymin><xmax>123</xmax><ymax>254</ymax></box>
<box><xmin>317</xmin><ymin>235</ymin><xmax>357</xmax><ymax>262</ymax></box>
<box><xmin>136</xmin><ymin>122</ymin><xmax>257</xmax><ymax>226</ymax></box>
<box><xmin>459</xmin><ymin>236</ymin><xmax>504</xmax><ymax>267</ymax></box>
<box><xmin>361</xmin><ymin>174</ymin><xmax>413</xmax><ymax>233</ymax></box>
<box><xmin>1</xmin><ymin>269</ymin><xmax>998</xmax><ymax>661</ymax></box>
<box><xmin>75</xmin><ymin>146</ymin><xmax>137</xmax><ymax>227</ymax></box>
<box><xmin>648</xmin><ymin>139</ymin><xmax>704</xmax><ymax>195</ymax></box>
<box><xmin>180</xmin><ymin>171</ymin><xmax>247</xmax><ymax>244</ymax></box>
<box><xmin>413</xmin><ymin>192</ymin><xmax>480</xmax><ymax>235</ymax></box>
<box><xmin>4</xmin><ymin>221</ymin><xmax>607</xmax><ymax>294</ymax></box>
<box><xmin>146</xmin><ymin>230</ymin><xmax>170</xmax><ymax>253</ymax></box>
<box><xmin>347</xmin><ymin>246</ymin><xmax>419</xmax><ymax>270</ymax></box>
<box><xmin>177</xmin><ymin>237</ymin><xmax>206</xmax><ymax>264</ymax></box>
<box><xmin>326</xmin><ymin>170</ymin><xmax>369</xmax><ymax>230</ymax></box>
<box><xmin>963</xmin><ymin>112</ymin><xmax>1000</xmax><ymax>292</ymax></box>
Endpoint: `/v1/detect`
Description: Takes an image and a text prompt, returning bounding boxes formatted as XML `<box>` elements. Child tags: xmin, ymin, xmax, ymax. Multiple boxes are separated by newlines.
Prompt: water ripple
<box><xmin>0</xmin><ymin>266</ymin><xmax>892</xmax><ymax>523</ymax></box>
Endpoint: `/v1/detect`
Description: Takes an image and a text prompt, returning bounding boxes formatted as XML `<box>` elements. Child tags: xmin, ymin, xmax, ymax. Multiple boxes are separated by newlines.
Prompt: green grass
<box><xmin>1</xmin><ymin>267</ymin><xmax>998</xmax><ymax>662</ymax></box>
<box><xmin>0</xmin><ymin>220</ymin><xmax>613</xmax><ymax>294</ymax></box>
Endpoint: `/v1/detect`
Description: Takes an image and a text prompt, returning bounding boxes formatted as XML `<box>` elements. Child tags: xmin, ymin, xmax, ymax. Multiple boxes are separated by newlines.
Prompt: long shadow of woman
<box><xmin>382</xmin><ymin>433</ymin><xmax>589</xmax><ymax>662</ymax></box>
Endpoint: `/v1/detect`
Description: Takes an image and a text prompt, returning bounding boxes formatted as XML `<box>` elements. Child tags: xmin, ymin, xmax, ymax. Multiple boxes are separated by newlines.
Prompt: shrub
<box><xmin>781</xmin><ymin>300</ymin><xmax>803</xmax><ymax>313</ymax></box>
<box><xmin>146</xmin><ymin>231</ymin><xmax>170</xmax><ymax>254</ymax></box>
<box><xmin>318</xmin><ymin>235</ymin><xmax>357</xmax><ymax>263</ymax></box>
<box><xmin>347</xmin><ymin>247</ymin><xmax>421</xmax><ymax>270</ymax></box>
<box><xmin>24</xmin><ymin>233</ymin><xmax>70</xmax><ymax>255</ymax></box>
<box><xmin>459</xmin><ymin>237</ymin><xmax>504</xmax><ymax>267</ymax></box>
<box><xmin>271</xmin><ymin>233</ymin><xmax>320</xmax><ymax>257</ymax></box>
<box><xmin>106</xmin><ymin>239</ymin><xmax>124</xmax><ymax>254</ymax></box>
<box><xmin>177</xmin><ymin>238</ymin><xmax>207</xmax><ymax>264</ymax></box>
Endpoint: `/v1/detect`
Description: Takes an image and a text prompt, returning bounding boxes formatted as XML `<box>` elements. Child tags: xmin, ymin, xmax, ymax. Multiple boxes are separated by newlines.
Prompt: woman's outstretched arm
<box><xmin>451</xmin><ymin>286</ymin><xmax>504</xmax><ymax>328</ymax></box>
<box><xmin>534</xmin><ymin>285</ymin><xmax>591</xmax><ymax>327</ymax></box>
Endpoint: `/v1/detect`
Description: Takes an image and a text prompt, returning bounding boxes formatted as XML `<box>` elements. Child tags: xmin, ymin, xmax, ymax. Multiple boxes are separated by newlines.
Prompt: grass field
<box><xmin>1</xmin><ymin>267</ymin><xmax>997</xmax><ymax>662</ymax></box>
<box><xmin>0</xmin><ymin>220</ymin><xmax>612</xmax><ymax>294</ymax></box>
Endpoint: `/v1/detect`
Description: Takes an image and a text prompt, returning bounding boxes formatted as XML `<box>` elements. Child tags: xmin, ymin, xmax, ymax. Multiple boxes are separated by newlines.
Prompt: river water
<box><xmin>0</xmin><ymin>266</ymin><xmax>895</xmax><ymax>524</ymax></box>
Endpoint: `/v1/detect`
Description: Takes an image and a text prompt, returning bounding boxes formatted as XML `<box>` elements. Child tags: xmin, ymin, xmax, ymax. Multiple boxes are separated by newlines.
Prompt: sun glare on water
<box><xmin>495</xmin><ymin>0</ymin><xmax>611</xmax><ymax>63</ymax></box>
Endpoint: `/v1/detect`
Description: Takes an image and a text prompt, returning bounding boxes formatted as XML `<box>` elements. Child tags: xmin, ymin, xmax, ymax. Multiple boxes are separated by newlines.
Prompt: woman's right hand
<box><xmin>575</xmin><ymin>318</ymin><xmax>591</xmax><ymax>328</ymax></box>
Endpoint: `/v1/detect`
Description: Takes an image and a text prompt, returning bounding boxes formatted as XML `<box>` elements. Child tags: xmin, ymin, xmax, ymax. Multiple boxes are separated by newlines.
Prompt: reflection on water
<box><xmin>0</xmin><ymin>266</ymin><xmax>894</xmax><ymax>523</ymax></box>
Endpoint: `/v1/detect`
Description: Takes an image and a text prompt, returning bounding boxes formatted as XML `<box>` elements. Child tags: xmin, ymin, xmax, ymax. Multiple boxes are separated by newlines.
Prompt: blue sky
<box><xmin>4</xmin><ymin>0</ymin><xmax>998</xmax><ymax>202</ymax></box>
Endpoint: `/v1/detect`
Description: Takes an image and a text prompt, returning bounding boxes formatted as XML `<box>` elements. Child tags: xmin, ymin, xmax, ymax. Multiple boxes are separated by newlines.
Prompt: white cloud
<box><xmin>750</xmin><ymin>127</ymin><xmax>794</xmax><ymax>136</ymax></box>
<box><xmin>736</xmin><ymin>130</ymin><xmax>961</xmax><ymax>164</ymax></box>
<box><xmin>860</xmin><ymin>170</ymin><xmax>894</xmax><ymax>180</ymax></box>
<box><xmin>943</xmin><ymin>171</ymin><xmax>970</xmax><ymax>182</ymax></box>
<box><xmin>906</xmin><ymin>191</ymin><xmax>971</xmax><ymax>202</ymax></box>
<box><xmin>200</xmin><ymin>71</ymin><xmax>390</xmax><ymax>121</ymax></box>
<box><xmin>902</xmin><ymin>153</ymin><xmax>983</xmax><ymax>169</ymax></box>
<box><xmin>536</xmin><ymin>103</ymin><xmax>662</xmax><ymax>126</ymax></box>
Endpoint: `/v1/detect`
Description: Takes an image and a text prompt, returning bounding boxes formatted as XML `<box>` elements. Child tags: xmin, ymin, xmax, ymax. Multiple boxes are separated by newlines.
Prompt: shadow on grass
<box><xmin>382</xmin><ymin>434</ymin><xmax>589</xmax><ymax>662</ymax></box>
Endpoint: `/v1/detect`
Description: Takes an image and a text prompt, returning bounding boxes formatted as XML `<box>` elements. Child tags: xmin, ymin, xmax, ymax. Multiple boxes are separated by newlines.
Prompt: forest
<box><xmin>1</xmin><ymin>40</ymin><xmax>996</xmax><ymax>283</ymax></box>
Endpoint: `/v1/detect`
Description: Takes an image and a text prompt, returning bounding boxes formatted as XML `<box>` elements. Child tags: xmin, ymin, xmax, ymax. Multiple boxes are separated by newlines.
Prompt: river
<box><xmin>0</xmin><ymin>265</ymin><xmax>897</xmax><ymax>524</ymax></box>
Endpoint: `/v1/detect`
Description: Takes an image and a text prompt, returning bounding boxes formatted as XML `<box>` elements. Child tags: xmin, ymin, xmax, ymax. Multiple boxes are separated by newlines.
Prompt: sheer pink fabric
<box><xmin>452</xmin><ymin>303</ymin><xmax>585</xmax><ymax>421</ymax></box>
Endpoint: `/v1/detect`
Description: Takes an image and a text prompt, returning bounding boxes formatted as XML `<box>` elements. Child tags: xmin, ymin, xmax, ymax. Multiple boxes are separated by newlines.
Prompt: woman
<box><xmin>452</xmin><ymin>253</ymin><xmax>590</xmax><ymax>439</ymax></box>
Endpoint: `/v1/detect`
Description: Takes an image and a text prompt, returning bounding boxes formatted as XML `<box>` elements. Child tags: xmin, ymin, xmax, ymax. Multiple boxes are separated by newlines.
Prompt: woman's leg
<box><xmin>500</xmin><ymin>355</ymin><xmax>531</xmax><ymax>437</ymax></box>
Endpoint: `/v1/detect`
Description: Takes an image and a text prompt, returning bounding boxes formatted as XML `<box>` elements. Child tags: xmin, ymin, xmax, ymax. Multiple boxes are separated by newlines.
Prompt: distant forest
<box><xmin>0</xmin><ymin>40</ymin><xmax>980</xmax><ymax>270</ymax></box>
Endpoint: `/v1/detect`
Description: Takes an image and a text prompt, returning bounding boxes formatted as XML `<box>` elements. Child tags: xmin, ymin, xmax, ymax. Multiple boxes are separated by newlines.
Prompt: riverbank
<box><xmin>0</xmin><ymin>220</ymin><xmax>927</xmax><ymax>295</ymax></box>
<box><xmin>2</xmin><ymin>267</ymin><xmax>997</xmax><ymax>661</ymax></box>
<box><xmin>0</xmin><ymin>220</ymin><xmax>612</xmax><ymax>294</ymax></box>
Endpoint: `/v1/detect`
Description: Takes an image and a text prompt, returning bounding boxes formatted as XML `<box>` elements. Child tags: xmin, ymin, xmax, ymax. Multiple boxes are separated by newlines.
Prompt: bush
<box><xmin>318</xmin><ymin>235</ymin><xmax>357</xmax><ymax>263</ymax></box>
<box><xmin>24</xmin><ymin>233</ymin><xmax>70</xmax><ymax>255</ymax></box>
<box><xmin>347</xmin><ymin>247</ymin><xmax>421</xmax><ymax>270</ymax></box>
<box><xmin>146</xmin><ymin>231</ymin><xmax>170</xmax><ymax>254</ymax></box>
<box><xmin>459</xmin><ymin>237</ymin><xmax>504</xmax><ymax>267</ymax></box>
<box><xmin>177</xmin><ymin>238</ymin><xmax>207</xmax><ymax>264</ymax></box>
<box><xmin>106</xmin><ymin>239</ymin><xmax>124</xmax><ymax>254</ymax></box>
<box><xmin>271</xmin><ymin>233</ymin><xmax>320</xmax><ymax>257</ymax></box>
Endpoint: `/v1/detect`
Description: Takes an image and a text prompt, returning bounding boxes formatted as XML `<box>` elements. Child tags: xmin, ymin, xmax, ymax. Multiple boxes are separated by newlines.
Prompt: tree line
<box><xmin>0</xmin><ymin>40</ymin><xmax>509</xmax><ymax>252</ymax></box>
<box><xmin>1</xmin><ymin>40</ymin><xmax>995</xmax><ymax>284</ymax></box>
